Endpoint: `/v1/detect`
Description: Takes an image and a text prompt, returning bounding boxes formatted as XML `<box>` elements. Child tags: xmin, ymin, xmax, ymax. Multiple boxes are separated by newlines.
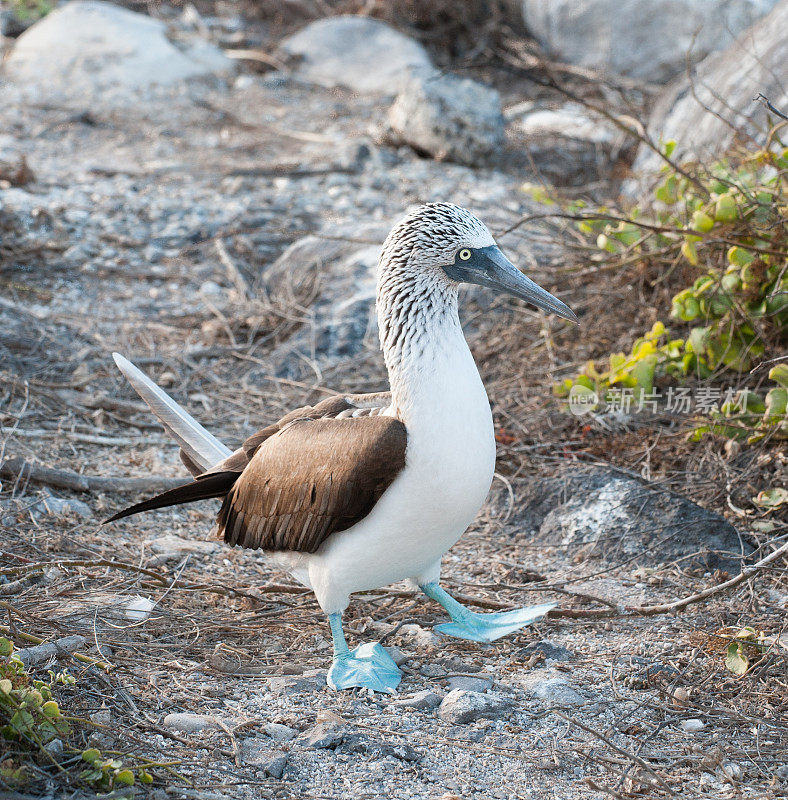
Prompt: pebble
<box><xmin>420</xmin><ymin>663</ymin><xmax>447</xmax><ymax>678</ymax></box>
<box><xmin>268</xmin><ymin>670</ymin><xmax>326</xmax><ymax>696</ymax></box>
<box><xmin>445</xmin><ymin>675</ymin><xmax>493</xmax><ymax>693</ymax></box>
<box><xmin>718</xmin><ymin>762</ymin><xmax>743</xmax><ymax>781</ymax></box>
<box><xmin>384</xmin><ymin>645</ymin><xmax>408</xmax><ymax>666</ymax></box>
<box><xmin>263</xmin><ymin>753</ymin><xmax>288</xmax><ymax>779</ymax></box>
<box><xmin>397</xmin><ymin>624</ymin><xmax>439</xmax><ymax>648</ymax></box>
<box><xmin>240</xmin><ymin>739</ymin><xmax>287</xmax><ymax>778</ymax></box>
<box><xmin>264</xmin><ymin>722</ymin><xmax>298</xmax><ymax>743</ymax></box>
<box><xmin>681</xmin><ymin>718</ymin><xmax>706</xmax><ymax>733</ymax></box>
<box><xmin>529</xmin><ymin>678</ymin><xmax>585</xmax><ymax>707</ymax></box>
<box><xmin>296</xmin><ymin>720</ymin><xmax>348</xmax><ymax>749</ymax></box>
<box><xmin>125</xmin><ymin>596</ymin><xmax>156</xmax><ymax>621</ymax></box>
<box><xmin>437</xmin><ymin>690</ymin><xmax>514</xmax><ymax>725</ymax></box>
<box><xmin>390</xmin><ymin>690</ymin><xmax>443</xmax><ymax>710</ymax></box>
<box><xmin>34</xmin><ymin>491</ymin><xmax>92</xmax><ymax>519</ymax></box>
<box><xmin>162</xmin><ymin>713</ymin><xmax>222</xmax><ymax>733</ymax></box>
<box><xmin>44</xmin><ymin>738</ymin><xmax>64</xmax><ymax>756</ymax></box>
<box><xmin>521</xmin><ymin>641</ymin><xmax>573</xmax><ymax>663</ymax></box>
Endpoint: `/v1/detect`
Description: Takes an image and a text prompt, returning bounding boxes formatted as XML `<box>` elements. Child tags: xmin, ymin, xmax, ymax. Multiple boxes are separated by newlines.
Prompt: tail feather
<box><xmin>112</xmin><ymin>353</ymin><xmax>232</xmax><ymax>472</ymax></box>
<box><xmin>104</xmin><ymin>471</ymin><xmax>239</xmax><ymax>523</ymax></box>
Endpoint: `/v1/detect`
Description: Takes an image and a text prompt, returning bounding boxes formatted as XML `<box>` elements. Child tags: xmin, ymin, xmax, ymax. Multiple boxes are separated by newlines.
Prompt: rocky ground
<box><xmin>1</xmin><ymin>2</ymin><xmax>786</xmax><ymax>799</ymax></box>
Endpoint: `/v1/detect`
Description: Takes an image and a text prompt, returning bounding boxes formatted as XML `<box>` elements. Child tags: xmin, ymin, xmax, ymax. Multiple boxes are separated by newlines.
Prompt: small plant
<box><xmin>691</xmin><ymin>364</ymin><xmax>788</xmax><ymax>442</ymax></box>
<box><xmin>0</xmin><ymin>637</ymin><xmax>72</xmax><ymax>747</ymax></box>
<box><xmin>0</xmin><ymin>636</ymin><xmax>155</xmax><ymax>792</ymax></box>
<box><xmin>716</xmin><ymin>625</ymin><xmax>785</xmax><ymax>677</ymax></box>
<box><xmin>80</xmin><ymin>749</ymin><xmax>152</xmax><ymax>791</ymax></box>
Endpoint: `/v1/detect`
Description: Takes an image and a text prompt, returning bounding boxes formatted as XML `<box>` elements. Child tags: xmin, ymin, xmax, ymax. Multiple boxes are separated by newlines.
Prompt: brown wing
<box><xmin>179</xmin><ymin>392</ymin><xmax>392</xmax><ymax>477</ymax></box>
<box><xmin>217</xmin><ymin>414</ymin><xmax>406</xmax><ymax>554</ymax></box>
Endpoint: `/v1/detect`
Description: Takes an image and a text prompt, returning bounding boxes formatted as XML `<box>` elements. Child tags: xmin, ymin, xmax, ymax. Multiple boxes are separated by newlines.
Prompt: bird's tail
<box><xmin>111</xmin><ymin>353</ymin><xmax>232</xmax><ymax>472</ymax></box>
<box><xmin>104</xmin><ymin>470</ymin><xmax>238</xmax><ymax>523</ymax></box>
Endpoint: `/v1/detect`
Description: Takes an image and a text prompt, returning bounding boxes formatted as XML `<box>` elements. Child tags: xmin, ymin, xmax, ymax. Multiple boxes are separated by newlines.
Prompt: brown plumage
<box><xmin>105</xmin><ymin>392</ymin><xmax>407</xmax><ymax>555</ymax></box>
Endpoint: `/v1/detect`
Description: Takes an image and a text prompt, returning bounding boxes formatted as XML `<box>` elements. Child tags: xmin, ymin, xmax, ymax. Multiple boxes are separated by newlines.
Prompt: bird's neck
<box><xmin>377</xmin><ymin>271</ymin><xmax>485</xmax><ymax>424</ymax></box>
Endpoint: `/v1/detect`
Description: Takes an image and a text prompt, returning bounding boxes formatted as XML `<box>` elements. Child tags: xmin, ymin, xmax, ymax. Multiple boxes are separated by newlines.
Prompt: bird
<box><xmin>105</xmin><ymin>202</ymin><xmax>577</xmax><ymax>693</ymax></box>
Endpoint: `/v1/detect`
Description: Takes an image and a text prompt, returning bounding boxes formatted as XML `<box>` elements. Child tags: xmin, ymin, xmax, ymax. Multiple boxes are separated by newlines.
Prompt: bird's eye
<box><xmin>458</xmin><ymin>249</ymin><xmax>472</xmax><ymax>261</ymax></box>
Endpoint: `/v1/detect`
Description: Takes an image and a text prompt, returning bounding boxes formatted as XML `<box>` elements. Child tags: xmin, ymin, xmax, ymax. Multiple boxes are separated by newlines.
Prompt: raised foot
<box><xmin>327</xmin><ymin>642</ymin><xmax>401</xmax><ymax>693</ymax></box>
<box><xmin>435</xmin><ymin>603</ymin><xmax>557</xmax><ymax>643</ymax></box>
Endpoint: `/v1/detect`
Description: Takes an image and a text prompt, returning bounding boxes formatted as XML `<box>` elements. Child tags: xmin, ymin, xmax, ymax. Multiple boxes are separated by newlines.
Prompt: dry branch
<box><xmin>0</xmin><ymin>621</ymin><xmax>110</xmax><ymax>671</ymax></box>
<box><xmin>14</xmin><ymin>635</ymin><xmax>86</xmax><ymax>666</ymax></box>
<box><xmin>0</xmin><ymin>456</ymin><xmax>185</xmax><ymax>494</ymax></box>
<box><xmin>626</xmin><ymin>538</ymin><xmax>788</xmax><ymax>616</ymax></box>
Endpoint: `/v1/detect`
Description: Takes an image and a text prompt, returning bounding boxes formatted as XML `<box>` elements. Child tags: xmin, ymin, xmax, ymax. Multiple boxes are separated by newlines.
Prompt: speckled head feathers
<box><xmin>379</xmin><ymin>203</ymin><xmax>496</xmax><ymax>273</ymax></box>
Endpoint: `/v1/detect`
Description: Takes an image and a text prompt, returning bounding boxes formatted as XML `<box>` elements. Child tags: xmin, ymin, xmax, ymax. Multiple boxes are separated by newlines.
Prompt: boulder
<box><xmin>387</xmin><ymin>71</ymin><xmax>505</xmax><ymax>166</ymax></box>
<box><xmin>521</xmin><ymin>0</ymin><xmax>779</xmax><ymax>83</ymax></box>
<box><xmin>279</xmin><ymin>15</ymin><xmax>432</xmax><ymax>94</ymax></box>
<box><xmin>631</xmin><ymin>0</ymin><xmax>788</xmax><ymax>178</ymax></box>
<box><xmin>511</xmin><ymin>468</ymin><xmax>750</xmax><ymax>571</ymax></box>
<box><xmin>510</xmin><ymin>103</ymin><xmax>626</xmax><ymax>185</ymax></box>
<box><xmin>3</xmin><ymin>0</ymin><xmax>232</xmax><ymax>108</ymax></box>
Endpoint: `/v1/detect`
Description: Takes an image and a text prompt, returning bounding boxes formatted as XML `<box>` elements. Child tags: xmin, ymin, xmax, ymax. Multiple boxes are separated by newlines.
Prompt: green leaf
<box><xmin>114</xmin><ymin>769</ymin><xmax>135</xmax><ymax>786</ymax></box>
<box><xmin>41</xmin><ymin>700</ymin><xmax>60</xmax><ymax>718</ymax></box>
<box><xmin>769</xmin><ymin>364</ymin><xmax>788</xmax><ymax>389</ymax></box>
<box><xmin>691</xmin><ymin>210</ymin><xmax>715</xmax><ymax>232</ymax></box>
<box><xmin>714</xmin><ymin>194</ymin><xmax>737</xmax><ymax>222</ymax></box>
<box><xmin>728</xmin><ymin>246</ymin><xmax>754</xmax><ymax>267</ymax></box>
<box><xmin>0</xmin><ymin>638</ymin><xmax>13</xmax><ymax>658</ymax></box>
<box><xmin>681</xmin><ymin>239</ymin><xmax>698</xmax><ymax>265</ymax></box>
<box><xmin>752</xmin><ymin>488</ymin><xmax>788</xmax><ymax>509</ymax></box>
<box><xmin>82</xmin><ymin>749</ymin><xmax>102</xmax><ymax>764</ymax></box>
<box><xmin>725</xmin><ymin>642</ymin><xmax>749</xmax><ymax>676</ymax></box>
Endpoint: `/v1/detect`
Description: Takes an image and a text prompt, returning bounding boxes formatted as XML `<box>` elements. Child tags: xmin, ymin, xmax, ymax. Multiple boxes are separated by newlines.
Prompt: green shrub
<box><xmin>553</xmin><ymin>135</ymin><xmax>787</xmax><ymax>441</ymax></box>
<box><xmin>0</xmin><ymin>637</ymin><xmax>155</xmax><ymax>792</ymax></box>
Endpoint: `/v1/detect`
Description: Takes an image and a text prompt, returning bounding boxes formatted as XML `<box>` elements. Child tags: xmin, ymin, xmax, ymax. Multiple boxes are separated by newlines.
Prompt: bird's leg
<box><xmin>325</xmin><ymin>613</ymin><xmax>401</xmax><ymax>694</ymax></box>
<box><xmin>419</xmin><ymin>583</ymin><xmax>555</xmax><ymax>643</ymax></box>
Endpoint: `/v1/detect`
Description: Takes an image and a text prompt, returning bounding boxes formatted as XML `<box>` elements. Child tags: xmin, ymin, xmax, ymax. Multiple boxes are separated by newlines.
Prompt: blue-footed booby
<box><xmin>106</xmin><ymin>203</ymin><xmax>577</xmax><ymax>693</ymax></box>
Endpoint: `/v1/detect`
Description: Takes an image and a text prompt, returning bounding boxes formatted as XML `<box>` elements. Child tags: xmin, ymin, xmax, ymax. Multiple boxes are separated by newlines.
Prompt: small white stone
<box><xmin>125</xmin><ymin>596</ymin><xmax>155</xmax><ymax>621</ymax></box>
<box><xmin>681</xmin><ymin>718</ymin><xmax>706</xmax><ymax>732</ymax></box>
<box><xmin>162</xmin><ymin>712</ymin><xmax>221</xmax><ymax>733</ymax></box>
<box><xmin>719</xmin><ymin>762</ymin><xmax>743</xmax><ymax>780</ymax></box>
<box><xmin>199</xmin><ymin>280</ymin><xmax>223</xmax><ymax>299</ymax></box>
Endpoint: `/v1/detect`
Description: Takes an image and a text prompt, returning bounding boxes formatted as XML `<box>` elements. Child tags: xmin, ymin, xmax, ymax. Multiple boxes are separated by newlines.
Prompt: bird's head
<box><xmin>380</xmin><ymin>202</ymin><xmax>577</xmax><ymax>323</ymax></box>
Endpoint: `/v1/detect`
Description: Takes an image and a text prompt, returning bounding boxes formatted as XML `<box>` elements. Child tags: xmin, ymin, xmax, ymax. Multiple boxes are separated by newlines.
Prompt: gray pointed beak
<box><xmin>446</xmin><ymin>245</ymin><xmax>578</xmax><ymax>323</ymax></box>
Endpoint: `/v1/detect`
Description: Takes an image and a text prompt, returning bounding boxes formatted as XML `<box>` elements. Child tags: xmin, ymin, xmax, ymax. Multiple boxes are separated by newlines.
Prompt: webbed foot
<box><xmin>327</xmin><ymin>642</ymin><xmax>401</xmax><ymax>693</ymax></box>
<box><xmin>434</xmin><ymin>603</ymin><xmax>557</xmax><ymax>643</ymax></box>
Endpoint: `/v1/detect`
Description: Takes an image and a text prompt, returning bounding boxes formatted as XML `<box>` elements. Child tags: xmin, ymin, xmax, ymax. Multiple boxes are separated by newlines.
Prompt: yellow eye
<box><xmin>458</xmin><ymin>248</ymin><xmax>472</xmax><ymax>261</ymax></box>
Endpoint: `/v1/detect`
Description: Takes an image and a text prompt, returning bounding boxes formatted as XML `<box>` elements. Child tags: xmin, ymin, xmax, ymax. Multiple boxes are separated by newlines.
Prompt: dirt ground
<box><xmin>1</xmin><ymin>6</ymin><xmax>787</xmax><ymax>800</ymax></box>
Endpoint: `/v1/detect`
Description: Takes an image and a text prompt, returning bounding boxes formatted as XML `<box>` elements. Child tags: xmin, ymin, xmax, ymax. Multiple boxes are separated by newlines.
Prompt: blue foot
<box><xmin>433</xmin><ymin>602</ymin><xmax>557</xmax><ymax>643</ymax></box>
<box><xmin>327</xmin><ymin>642</ymin><xmax>401</xmax><ymax>693</ymax></box>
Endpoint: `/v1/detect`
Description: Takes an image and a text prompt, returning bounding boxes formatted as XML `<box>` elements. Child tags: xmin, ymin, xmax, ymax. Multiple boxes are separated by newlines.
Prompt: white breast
<box><xmin>303</xmin><ymin>327</ymin><xmax>496</xmax><ymax>614</ymax></box>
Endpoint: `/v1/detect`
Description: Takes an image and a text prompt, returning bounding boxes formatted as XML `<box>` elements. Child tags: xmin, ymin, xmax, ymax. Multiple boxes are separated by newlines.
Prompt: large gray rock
<box><xmin>510</xmin><ymin>468</ymin><xmax>750</xmax><ymax>572</ymax></box>
<box><xmin>632</xmin><ymin>0</ymin><xmax>788</xmax><ymax>178</ymax></box>
<box><xmin>388</xmin><ymin>71</ymin><xmax>505</xmax><ymax>166</ymax></box>
<box><xmin>510</xmin><ymin>103</ymin><xmax>627</xmax><ymax>185</ymax></box>
<box><xmin>3</xmin><ymin>0</ymin><xmax>232</xmax><ymax>108</ymax></box>
<box><xmin>522</xmin><ymin>0</ymin><xmax>779</xmax><ymax>83</ymax></box>
<box><xmin>279</xmin><ymin>15</ymin><xmax>432</xmax><ymax>94</ymax></box>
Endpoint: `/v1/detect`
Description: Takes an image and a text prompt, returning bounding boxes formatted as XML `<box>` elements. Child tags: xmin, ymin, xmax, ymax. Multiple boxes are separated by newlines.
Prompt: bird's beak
<box><xmin>449</xmin><ymin>245</ymin><xmax>578</xmax><ymax>323</ymax></box>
